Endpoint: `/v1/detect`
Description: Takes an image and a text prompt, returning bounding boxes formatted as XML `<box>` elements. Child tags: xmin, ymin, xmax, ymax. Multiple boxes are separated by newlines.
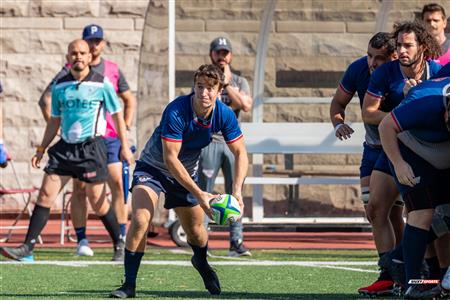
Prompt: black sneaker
<box><xmin>112</xmin><ymin>240</ymin><xmax>125</xmax><ymax>262</ymax></box>
<box><xmin>110</xmin><ymin>282</ymin><xmax>136</xmax><ymax>298</ymax></box>
<box><xmin>191</xmin><ymin>256</ymin><xmax>221</xmax><ymax>295</ymax></box>
<box><xmin>229</xmin><ymin>241</ymin><xmax>251</xmax><ymax>257</ymax></box>
<box><xmin>0</xmin><ymin>244</ymin><xmax>34</xmax><ymax>261</ymax></box>
<box><xmin>404</xmin><ymin>284</ymin><xmax>436</xmax><ymax>299</ymax></box>
<box><xmin>378</xmin><ymin>255</ymin><xmax>406</xmax><ymax>286</ymax></box>
<box><xmin>419</xmin><ymin>284</ymin><xmax>446</xmax><ymax>299</ymax></box>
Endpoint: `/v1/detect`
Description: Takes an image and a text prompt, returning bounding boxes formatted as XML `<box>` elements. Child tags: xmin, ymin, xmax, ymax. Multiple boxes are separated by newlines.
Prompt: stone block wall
<box><xmin>2</xmin><ymin>0</ymin><xmax>449</xmax><ymax>217</ymax></box>
<box><xmin>1</xmin><ymin>0</ymin><xmax>146</xmax><ymax>212</ymax></box>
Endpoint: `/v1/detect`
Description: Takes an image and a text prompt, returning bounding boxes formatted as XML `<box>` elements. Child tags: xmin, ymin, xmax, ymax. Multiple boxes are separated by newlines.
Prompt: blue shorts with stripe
<box><xmin>103</xmin><ymin>137</ymin><xmax>121</xmax><ymax>164</ymax></box>
<box><xmin>373</xmin><ymin>150</ymin><xmax>393</xmax><ymax>176</ymax></box>
<box><xmin>360</xmin><ymin>142</ymin><xmax>382</xmax><ymax>178</ymax></box>
<box><xmin>130</xmin><ymin>160</ymin><xmax>199</xmax><ymax>209</ymax></box>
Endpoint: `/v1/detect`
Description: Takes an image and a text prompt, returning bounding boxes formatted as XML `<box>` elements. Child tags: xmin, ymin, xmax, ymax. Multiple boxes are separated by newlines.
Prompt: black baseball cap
<box><xmin>210</xmin><ymin>37</ymin><xmax>232</xmax><ymax>52</ymax></box>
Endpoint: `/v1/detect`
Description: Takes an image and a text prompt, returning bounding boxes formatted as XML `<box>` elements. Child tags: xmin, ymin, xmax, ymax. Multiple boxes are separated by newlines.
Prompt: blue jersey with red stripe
<box><xmin>367</xmin><ymin>60</ymin><xmax>441</xmax><ymax>112</ymax></box>
<box><xmin>339</xmin><ymin>56</ymin><xmax>370</xmax><ymax>107</ymax></box>
<box><xmin>391</xmin><ymin>77</ymin><xmax>450</xmax><ymax>142</ymax></box>
<box><xmin>339</xmin><ymin>56</ymin><xmax>381</xmax><ymax>146</ymax></box>
<box><xmin>139</xmin><ymin>93</ymin><xmax>243</xmax><ymax>177</ymax></box>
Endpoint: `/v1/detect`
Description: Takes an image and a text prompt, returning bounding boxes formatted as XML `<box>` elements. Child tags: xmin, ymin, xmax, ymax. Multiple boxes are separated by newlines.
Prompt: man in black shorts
<box><xmin>0</xmin><ymin>39</ymin><xmax>133</xmax><ymax>261</ymax></box>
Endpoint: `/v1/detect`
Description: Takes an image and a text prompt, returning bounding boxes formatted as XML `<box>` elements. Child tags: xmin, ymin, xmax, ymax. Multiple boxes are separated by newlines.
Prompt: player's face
<box><xmin>423</xmin><ymin>11</ymin><xmax>447</xmax><ymax>38</ymax></box>
<box><xmin>194</xmin><ymin>76</ymin><xmax>221</xmax><ymax>109</ymax></box>
<box><xmin>367</xmin><ymin>46</ymin><xmax>392</xmax><ymax>74</ymax></box>
<box><xmin>67</xmin><ymin>41</ymin><xmax>92</xmax><ymax>72</ymax></box>
<box><xmin>396</xmin><ymin>31</ymin><xmax>423</xmax><ymax>67</ymax></box>
<box><xmin>210</xmin><ymin>49</ymin><xmax>232</xmax><ymax>68</ymax></box>
<box><xmin>86</xmin><ymin>38</ymin><xmax>105</xmax><ymax>58</ymax></box>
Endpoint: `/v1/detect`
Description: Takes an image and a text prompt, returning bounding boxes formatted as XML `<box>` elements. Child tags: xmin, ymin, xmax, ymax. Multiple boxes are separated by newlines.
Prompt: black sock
<box><xmin>441</xmin><ymin>267</ymin><xmax>449</xmax><ymax>280</ymax></box>
<box><xmin>425</xmin><ymin>256</ymin><xmax>441</xmax><ymax>279</ymax></box>
<box><xmin>124</xmin><ymin>248</ymin><xmax>144</xmax><ymax>285</ymax></box>
<box><xmin>99</xmin><ymin>207</ymin><xmax>121</xmax><ymax>245</ymax></box>
<box><xmin>403</xmin><ymin>224</ymin><xmax>429</xmax><ymax>287</ymax></box>
<box><xmin>388</xmin><ymin>244</ymin><xmax>404</xmax><ymax>262</ymax></box>
<box><xmin>24</xmin><ymin>204</ymin><xmax>50</xmax><ymax>251</ymax></box>
<box><xmin>189</xmin><ymin>242</ymin><xmax>208</xmax><ymax>266</ymax></box>
<box><xmin>75</xmin><ymin>227</ymin><xmax>87</xmax><ymax>243</ymax></box>
<box><xmin>378</xmin><ymin>252</ymin><xmax>392</xmax><ymax>280</ymax></box>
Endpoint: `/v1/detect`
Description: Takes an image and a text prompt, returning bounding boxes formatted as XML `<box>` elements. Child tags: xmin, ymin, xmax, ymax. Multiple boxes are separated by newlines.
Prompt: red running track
<box><xmin>0</xmin><ymin>219</ymin><xmax>375</xmax><ymax>250</ymax></box>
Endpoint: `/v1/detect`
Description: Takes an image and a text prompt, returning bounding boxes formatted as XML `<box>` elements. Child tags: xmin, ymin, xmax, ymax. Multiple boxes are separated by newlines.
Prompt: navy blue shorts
<box><xmin>389</xmin><ymin>142</ymin><xmax>450</xmax><ymax>212</ymax></box>
<box><xmin>131</xmin><ymin>160</ymin><xmax>199</xmax><ymax>209</ymax></box>
<box><xmin>103</xmin><ymin>137</ymin><xmax>121</xmax><ymax>164</ymax></box>
<box><xmin>360</xmin><ymin>143</ymin><xmax>382</xmax><ymax>178</ymax></box>
<box><xmin>373</xmin><ymin>150</ymin><xmax>393</xmax><ymax>176</ymax></box>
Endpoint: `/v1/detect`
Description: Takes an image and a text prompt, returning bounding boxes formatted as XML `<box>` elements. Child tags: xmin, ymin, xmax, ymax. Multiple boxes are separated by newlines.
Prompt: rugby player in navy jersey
<box><xmin>360</xmin><ymin>19</ymin><xmax>441</xmax><ymax>287</ymax></box>
<box><xmin>379</xmin><ymin>77</ymin><xmax>450</xmax><ymax>298</ymax></box>
<box><xmin>330</xmin><ymin>32</ymin><xmax>401</xmax><ymax>296</ymax></box>
<box><xmin>110</xmin><ymin>64</ymin><xmax>248</xmax><ymax>298</ymax></box>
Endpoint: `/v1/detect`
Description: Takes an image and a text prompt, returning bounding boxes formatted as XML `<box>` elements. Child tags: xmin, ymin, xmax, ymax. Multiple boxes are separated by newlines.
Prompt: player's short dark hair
<box><xmin>193</xmin><ymin>64</ymin><xmax>224</xmax><ymax>88</ymax></box>
<box><xmin>393</xmin><ymin>20</ymin><xmax>442</xmax><ymax>59</ymax></box>
<box><xmin>369</xmin><ymin>32</ymin><xmax>396</xmax><ymax>55</ymax></box>
<box><xmin>421</xmin><ymin>3</ymin><xmax>446</xmax><ymax>19</ymax></box>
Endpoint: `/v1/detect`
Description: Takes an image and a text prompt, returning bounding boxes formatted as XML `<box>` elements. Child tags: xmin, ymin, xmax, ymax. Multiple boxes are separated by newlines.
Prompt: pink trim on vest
<box><xmin>103</xmin><ymin>60</ymin><xmax>120</xmax><ymax>138</ymax></box>
<box><xmin>435</xmin><ymin>46</ymin><xmax>450</xmax><ymax>66</ymax></box>
<box><xmin>64</xmin><ymin>60</ymin><xmax>120</xmax><ymax>138</ymax></box>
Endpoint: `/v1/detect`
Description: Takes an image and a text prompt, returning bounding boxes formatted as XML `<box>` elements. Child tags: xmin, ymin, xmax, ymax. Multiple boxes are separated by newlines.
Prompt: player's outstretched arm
<box><xmin>379</xmin><ymin>114</ymin><xmax>416</xmax><ymax>187</ymax></box>
<box><xmin>330</xmin><ymin>87</ymin><xmax>355</xmax><ymax>140</ymax></box>
<box><xmin>226</xmin><ymin>137</ymin><xmax>248</xmax><ymax>214</ymax></box>
<box><xmin>162</xmin><ymin>139</ymin><xmax>216</xmax><ymax>218</ymax></box>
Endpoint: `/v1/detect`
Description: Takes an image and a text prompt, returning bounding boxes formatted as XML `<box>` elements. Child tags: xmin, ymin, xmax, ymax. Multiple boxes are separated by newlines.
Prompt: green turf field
<box><xmin>0</xmin><ymin>248</ymin><xmax>402</xmax><ymax>299</ymax></box>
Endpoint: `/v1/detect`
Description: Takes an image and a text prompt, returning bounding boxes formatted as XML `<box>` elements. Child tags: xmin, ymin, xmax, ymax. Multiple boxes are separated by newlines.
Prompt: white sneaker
<box><xmin>76</xmin><ymin>239</ymin><xmax>94</xmax><ymax>257</ymax></box>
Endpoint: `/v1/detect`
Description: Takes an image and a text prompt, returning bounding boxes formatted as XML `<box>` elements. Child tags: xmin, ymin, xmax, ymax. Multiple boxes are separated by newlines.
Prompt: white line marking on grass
<box><xmin>0</xmin><ymin>260</ymin><xmax>377</xmax><ymax>267</ymax></box>
<box><xmin>317</xmin><ymin>265</ymin><xmax>379</xmax><ymax>273</ymax></box>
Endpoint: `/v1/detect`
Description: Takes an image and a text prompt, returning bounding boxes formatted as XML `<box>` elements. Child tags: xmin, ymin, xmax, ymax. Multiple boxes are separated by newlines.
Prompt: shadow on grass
<box><xmin>1</xmin><ymin>289</ymin><xmax>402</xmax><ymax>299</ymax></box>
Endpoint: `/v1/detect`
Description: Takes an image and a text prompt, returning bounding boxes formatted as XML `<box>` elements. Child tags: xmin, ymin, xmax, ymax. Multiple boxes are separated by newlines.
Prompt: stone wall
<box><xmin>1</xmin><ymin>0</ymin><xmax>449</xmax><ymax>216</ymax></box>
<box><xmin>0</xmin><ymin>0</ymin><xmax>146</xmax><ymax>212</ymax></box>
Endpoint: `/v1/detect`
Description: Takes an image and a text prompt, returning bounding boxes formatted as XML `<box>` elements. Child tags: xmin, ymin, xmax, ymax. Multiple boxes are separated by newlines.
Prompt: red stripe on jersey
<box><xmin>226</xmin><ymin>134</ymin><xmax>243</xmax><ymax>144</ymax></box>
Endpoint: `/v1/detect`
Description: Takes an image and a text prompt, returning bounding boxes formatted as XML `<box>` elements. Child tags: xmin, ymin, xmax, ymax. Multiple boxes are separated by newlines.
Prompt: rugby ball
<box><xmin>209</xmin><ymin>194</ymin><xmax>242</xmax><ymax>225</ymax></box>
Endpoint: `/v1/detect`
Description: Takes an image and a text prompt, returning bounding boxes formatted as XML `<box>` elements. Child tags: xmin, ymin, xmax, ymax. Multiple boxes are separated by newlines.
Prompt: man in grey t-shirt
<box><xmin>198</xmin><ymin>37</ymin><xmax>253</xmax><ymax>256</ymax></box>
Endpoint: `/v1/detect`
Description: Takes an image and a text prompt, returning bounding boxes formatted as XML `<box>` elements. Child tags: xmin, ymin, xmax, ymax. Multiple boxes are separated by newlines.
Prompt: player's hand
<box><xmin>334</xmin><ymin>123</ymin><xmax>354</xmax><ymax>140</ymax></box>
<box><xmin>403</xmin><ymin>79</ymin><xmax>422</xmax><ymax>96</ymax></box>
<box><xmin>120</xmin><ymin>147</ymin><xmax>134</xmax><ymax>165</ymax></box>
<box><xmin>222</xmin><ymin>64</ymin><xmax>232</xmax><ymax>85</ymax></box>
<box><xmin>31</xmin><ymin>152</ymin><xmax>44</xmax><ymax>169</ymax></box>
<box><xmin>393</xmin><ymin>160</ymin><xmax>417</xmax><ymax>187</ymax></box>
<box><xmin>197</xmin><ymin>191</ymin><xmax>218</xmax><ymax>219</ymax></box>
<box><xmin>232</xmin><ymin>191</ymin><xmax>245</xmax><ymax>219</ymax></box>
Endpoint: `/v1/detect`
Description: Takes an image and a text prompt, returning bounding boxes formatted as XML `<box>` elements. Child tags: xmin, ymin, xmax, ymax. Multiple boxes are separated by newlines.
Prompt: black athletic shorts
<box><xmin>44</xmin><ymin>137</ymin><xmax>108</xmax><ymax>183</ymax></box>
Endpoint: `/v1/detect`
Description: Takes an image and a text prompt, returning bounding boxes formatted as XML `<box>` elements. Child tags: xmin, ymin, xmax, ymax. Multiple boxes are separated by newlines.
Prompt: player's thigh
<box><xmin>369</xmin><ymin>170</ymin><xmax>399</xmax><ymax>209</ymax></box>
<box><xmin>37</xmin><ymin>173</ymin><xmax>71</xmax><ymax>207</ymax></box>
<box><xmin>174</xmin><ymin>205</ymin><xmax>205</xmax><ymax>236</ymax></box>
<box><xmin>107</xmin><ymin>162</ymin><xmax>123</xmax><ymax>191</ymax></box>
<box><xmin>131</xmin><ymin>185</ymin><xmax>159</xmax><ymax>218</ymax></box>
